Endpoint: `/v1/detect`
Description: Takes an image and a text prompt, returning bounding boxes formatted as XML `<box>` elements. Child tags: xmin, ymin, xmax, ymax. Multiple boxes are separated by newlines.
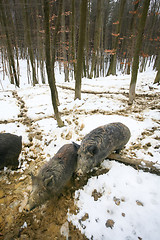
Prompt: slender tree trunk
<box><xmin>89</xmin><ymin>0</ymin><xmax>102</xmax><ymax>79</ymax></box>
<box><xmin>107</xmin><ymin>0</ymin><xmax>126</xmax><ymax>76</ymax></box>
<box><xmin>154</xmin><ymin>60</ymin><xmax>160</xmax><ymax>84</ymax></box>
<box><xmin>126</xmin><ymin>0</ymin><xmax>140</xmax><ymax>75</ymax></box>
<box><xmin>75</xmin><ymin>0</ymin><xmax>88</xmax><ymax>100</ymax></box>
<box><xmin>51</xmin><ymin>0</ymin><xmax>63</xmax><ymax>106</ymax></box>
<box><xmin>36</xmin><ymin>0</ymin><xmax>46</xmax><ymax>84</ymax></box>
<box><xmin>8</xmin><ymin>57</ymin><xmax>14</xmax><ymax>84</ymax></box>
<box><xmin>103</xmin><ymin>0</ymin><xmax>110</xmax><ymax>76</ymax></box>
<box><xmin>100</xmin><ymin>22</ymin><xmax>104</xmax><ymax>77</ymax></box>
<box><xmin>6</xmin><ymin>0</ymin><xmax>20</xmax><ymax>85</ymax></box>
<box><xmin>23</xmin><ymin>0</ymin><xmax>38</xmax><ymax>86</ymax></box>
<box><xmin>153</xmin><ymin>54</ymin><xmax>160</xmax><ymax>71</ymax></box>
<box><xmin>43</xmin><ymin>0</ymin><xmax>64</xmax><ymax>127</ymax></box>
<box><xmin>0</xmin><ymin>0</ymin><xmax>19</xmax><ymax>87</ymax></box>
<box><xmin>62</xmin><ymin>0</ymin><xmax>69</xmax><ymax>82</ymax></box>
<box><xmin>71</xmin><ymin>0</ymin><xmax>76</xmax><ymax>77</ymax></box>
<box><xmin>85</xmin><ymin>0</ymin><xmax>91</xmax><ymax>78</ymax></box>
<box><xmin>129</xmin><ymin>0</ymin><xmax>150</xmax><ymax>104</ymax></box>
<box><xmin>24</xmin><ymin>0</ymin><xmax>38</xmax><ymax>86</ymax></box>
<box><xmin>51</xmin><ymin>0</ymin><xmax>62</xmax><ymax>64</ymax></box>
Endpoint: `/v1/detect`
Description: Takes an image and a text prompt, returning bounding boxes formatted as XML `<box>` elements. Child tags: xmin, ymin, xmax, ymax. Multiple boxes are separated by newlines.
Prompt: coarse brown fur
<box><xmin>76</xmin><ymin>122</ymin><xmax>131</xmax><ymax>174</ymax></box>
<box><xmin>25</xmin><ymin>143</ymin><xmax>79</xmax><ymax>211</ymax></box>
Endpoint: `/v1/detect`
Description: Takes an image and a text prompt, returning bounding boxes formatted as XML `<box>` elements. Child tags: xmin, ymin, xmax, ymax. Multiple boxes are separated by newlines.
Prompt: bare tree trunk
<box><xmin>107</xmin><ymin>0</ymin><xmax>126</xmax><ymax>76</ymax></box>
<box><xmin>75</xmin><ymin>0</ymin><xmax>88</xmax><ymax>100</ymax></box>
<box><xmin>71</xmin><ymin>0</ymin><xmax>76</xmax><ymax>77</ymax></box>
<box><xmin>85</xmin><ymin>0</ymin><xmax>91</xmax><ymax>78</ymax></box>
<box><xmin>6</xmin><ymin>0</ymin><xmax>20</xmax><ymax>85</ymax></box>
<box><xmin>61</xmin><ymin>0</ymin><xmax>69</xmax><ymax>82</ymax></box>
<box><xmin>153</xmin><ymin>53</ymin><xmax>160</xmax><ymax>84</ymax></box>
<box><xmin>0</xmin><ymin>0</ymin><xmax>19</xmax><ymax>87</ymax></box>
<box><xmin>153</xmin><ymin>54</ymin><xmax>160</xmax><ymax>71</ymax></box>
<box><xmin>7</xmin><ymin>57</ymin><xmax>14</xmax><ymax>84</ymax></box>
<box><xmin>43</xmin><ymin>0</ymin><xmax>64</xmax><ymax>127</ymax></box>
<box><xmin>37</xmin><ymin>0</ymin><xmax>46</xmax><ymax>84</ymax></box>
<box><xmin>126</xmin><ymin>0</ymin><xmax>140</xmax><ymax>75</ymax></box>
<box><xmin>51</xmin><ymin>0</ymin><xmax>63</xmax><ymax>106</ymax></box>
<box><xmin>154</xmin><ymin>58</ymin><xmax>160</xmax><ymax>84</ymax></box>
<box><xmin>129</xmin><ymin>0</ymin><xmax>150</xmax><ymax>104</ymax></box>
<box><xmin>89</xmin><ymin>0</ymin><xmax>102</xmax><ymax>79</ymax></box>
<box><xmin>24</xmin><ymin>0</ymin><xmax>38</xmax><ymax>86</ymax></box>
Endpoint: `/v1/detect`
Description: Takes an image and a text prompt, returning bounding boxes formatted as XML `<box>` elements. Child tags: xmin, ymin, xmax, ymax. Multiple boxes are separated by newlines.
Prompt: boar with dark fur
<box><xmin>25</xmin><ymin>143</ymin><xmax>79</xmax><ymax>211</ymax></box>
<box><xmin>0</xmin><ymin>133</ymin><xmax>22</xmax><ymax>170</ymax></box>
<box><xmin>76</xmin><ymin>122</ymin><xmax>131</xmax><ymax>175</ymax></box>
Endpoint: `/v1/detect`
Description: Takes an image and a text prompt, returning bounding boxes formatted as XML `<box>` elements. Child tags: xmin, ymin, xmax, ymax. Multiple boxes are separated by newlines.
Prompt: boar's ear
<box><xmin>44</xmin><ymin>175</ymin><xmax>53</xmax><ymax>188</ymax></box>
<box><xmin>88</xmin><ymin>145</ymin><xmax>98</xmax><ymax>156</ymax></box>
<box><xmin>72</xmin><ymin>141</ymin><xmax>80</xmax><ymax>150</ymax></box>
<box><xmin>30</xmin><ymin>172</ymin><xmax>35</xmax><ymax>179</ymax></box>
<box><xmin>30</xmin><ymin>172</ymin><xmax>38</xmax><ymax>185</ymax></box>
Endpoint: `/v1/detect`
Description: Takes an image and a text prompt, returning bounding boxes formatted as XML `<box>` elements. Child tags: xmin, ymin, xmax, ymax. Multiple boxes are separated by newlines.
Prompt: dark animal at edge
<box><xmin>0</xmin><ymin>133</ymin><xmax>22</xmax><ymax>170</ymax></box>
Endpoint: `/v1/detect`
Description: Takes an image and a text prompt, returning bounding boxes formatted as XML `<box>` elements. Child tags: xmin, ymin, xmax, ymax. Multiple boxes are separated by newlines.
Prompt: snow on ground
<box><xmin>0</xmin><ymin>60</ymin><xmax>160</xmax><ymax>239</ymax></box>
<box><xmin>68</xmin><ymin>161</ymin><xmax>160</xmax><ymax>240</ymax></box>
<box><xmin>0</xmin><ymin>92</ymin><xmax>20</xmax><ymax>120</ymax></box>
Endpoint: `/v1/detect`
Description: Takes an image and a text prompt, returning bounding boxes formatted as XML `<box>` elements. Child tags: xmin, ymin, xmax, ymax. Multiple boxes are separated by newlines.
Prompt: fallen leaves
<box><xmin>105</xmin><ymin>219</ymin><xmax>115</xmax><ymax>229</ymax></box>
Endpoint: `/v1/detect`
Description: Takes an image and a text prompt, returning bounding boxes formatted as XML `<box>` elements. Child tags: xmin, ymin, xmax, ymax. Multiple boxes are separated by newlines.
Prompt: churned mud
<box><xmin>0</xmin><ymin>86</ymin><xmax>160</xmax><ymax>240</ymax></box>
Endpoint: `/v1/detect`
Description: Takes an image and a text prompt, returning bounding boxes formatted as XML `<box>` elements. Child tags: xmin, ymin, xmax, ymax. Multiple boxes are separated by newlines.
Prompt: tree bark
<box><xmin>0</xmin><ymin>0</ymin><xmax>19</xmax><ymax>87</ymax></box>
<box><xmin>154</xmin><ymin>60</ymin><xmax>160</xmax><ymax>84</ymax></box>
<box><xmin>61</xmin><ymin>0</ymin><xmax>69</xmax><ymax>82</ymax></box>
<box><xmin>51</xmin><ymin>0</ymin><xmax>63</xmax><ymax>106</ymax></box>
<box><xmin>153</xmin><ymin>54</ymin><xmax>160</xmax><ymax>71</ymax></box>
<box><xmin>75</xmin><ymin>0</ymin><xmax>88</xmax><ymax>100</ymax></box>
<box><xmin>129</xmin><ymin>0</ymin><xmax>150</xmax><ymax>104</ymax></box>
<box><xmin>24</xmin><ymin>0</ymin><xmax>38</xmax><ymax>86</ymax></box>
<box><xmin>85</xmin><ymin>0</ymin><xmax>91</xmax><ymax>78</ymax></box>
<box><xmin>71</xmin><ymin>0</ymin><xmax>76</xmax><ymax>77</ymax></box>
<box><xmin>43</xmin><ymin>0</ymin><xmax>64</xmax><ymax>127</ymax></box>
<box><xmin>51</xmin><ymin>0</ymin><xmax>63</xmax><ymax>64</ymax></box>
<box><xmin>126</xmin><ymin>0</ymin><xmax>140</xmax><ymax>75</ymax></box>
<box><xmin>89</xmin><ymin>0</ymin><xmax>102</xmax><ymax>79</ymax></box>
<box><xmin>107</xmin><ymin>0</ymin><xmax>126</xmax><ymax>76</ymax></box>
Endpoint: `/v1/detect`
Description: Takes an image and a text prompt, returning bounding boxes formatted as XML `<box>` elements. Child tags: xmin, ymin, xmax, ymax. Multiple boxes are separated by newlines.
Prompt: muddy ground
<box><xmin>0</xmin><ymin>87</ymin><xmax>159</xmax><ymax>240</ymax></box>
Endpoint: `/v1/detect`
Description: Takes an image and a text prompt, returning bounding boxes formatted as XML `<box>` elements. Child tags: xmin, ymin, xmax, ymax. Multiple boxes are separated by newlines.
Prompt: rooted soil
<box><xmin>0</xmin><ymin>86</ymin><xmax>159</xmax><ymax>240</ymax></box>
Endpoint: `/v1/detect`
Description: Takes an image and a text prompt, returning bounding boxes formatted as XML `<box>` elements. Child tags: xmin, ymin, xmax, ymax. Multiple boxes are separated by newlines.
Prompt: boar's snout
<box><xmin>23</xmin><ymin>204</ymin><xmax>30</xmax><ymax>212</ymax></box>
<box><xmin>24</xmin><ymin>205</ymin><xmax>35</xmax><ymax>212</ymax></box>
<box><xmin>24</xmin><ymin>201</ymin><xmax>37</xmax><ymax>212</ymax></box>
<box><xmin>75</xmin><ymin>168</ymin><xmax>83</xmax><ymax>177</ymax></box>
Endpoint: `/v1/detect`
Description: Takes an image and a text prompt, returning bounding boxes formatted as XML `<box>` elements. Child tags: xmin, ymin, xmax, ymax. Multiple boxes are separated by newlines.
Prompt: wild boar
<box><xmin>76</xmin><ymin>122</ymin><xmax>131</xmax><ymax>175</ymax></box>
<box><xmin>25</xmin><ymin>143</ymin><xmax>79</xmax><ymax>211</ymax></box>
<box><xmin>0</xmin><ymin>133</ymin><xmax>22</xmax><ymax>169</ymax></box>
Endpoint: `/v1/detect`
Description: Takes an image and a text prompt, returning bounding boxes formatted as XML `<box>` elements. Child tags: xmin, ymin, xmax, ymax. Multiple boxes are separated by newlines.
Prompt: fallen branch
<box><xmin>57</xmin><ymin>84</ymin><xmax>159</xmax><ymax>98</ymax></box>
<box><xmin>107</xmin><ymin>153</ymin><xmax>160</xmax><ymax>175</ymax></box>
<box><xmin>57</xmin><ymin>84</ymin><xmax>126</xmax><ymax>95</ymax></box>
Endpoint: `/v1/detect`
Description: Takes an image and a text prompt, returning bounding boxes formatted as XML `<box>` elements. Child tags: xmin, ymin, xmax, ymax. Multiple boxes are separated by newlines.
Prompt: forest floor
<box><xmin>0</xmin><ymin>69</ymin><xmax>160</xmax><ymax>240</ymax></box>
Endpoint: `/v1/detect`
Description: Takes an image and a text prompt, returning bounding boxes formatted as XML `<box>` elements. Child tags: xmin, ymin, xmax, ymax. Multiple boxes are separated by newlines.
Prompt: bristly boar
<box><xmin>76</xmin><ymin>122</ymin><xmax>131</xmax><ymax>175</ymax></box>
<box><xmin>0</xmin><ymin>133</ymin><xmax>22</xmax><ymax>170</ymax></box>
<box><xmin>25</xmin><ymin>143</ymin><xmax>79</xmax><ymax>211</ymax></box>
